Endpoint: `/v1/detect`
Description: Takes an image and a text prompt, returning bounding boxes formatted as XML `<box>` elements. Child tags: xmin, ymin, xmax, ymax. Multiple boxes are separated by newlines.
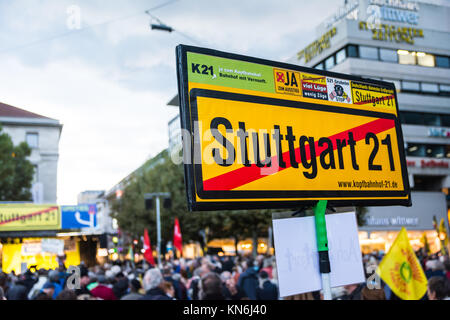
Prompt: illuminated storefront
<box><xmin>359</xmin><ymin>191</ymin><xmax>448</xmax><ymax>254</ymax></box>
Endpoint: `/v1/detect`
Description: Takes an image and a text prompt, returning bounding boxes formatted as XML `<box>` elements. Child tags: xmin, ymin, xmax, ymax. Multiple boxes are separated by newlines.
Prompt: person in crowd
<box><xmin>443</xmin><ymin>258</ymin><xmax>450</xmax><ymax>281</ymax></box>
<box><xmin>35</xmin><ymin>282</ymin><xmax>55</xmax><ymax>300</ymax></box>
<box><xmin>425</xmin><ymin>259</ymin><xmax>446</xmax><ymax>279</ymax></box>
<box><xmin>121</xmin><ymin>279</ymin><xmax>143</xmax><ymax>300</ymax></box>
<box><xmin>75</xmin><ymin>265</ymin><xmax>93</xmax><ymax>298</ymax></box>
<box><xmin>427</xmin><ymin>276</ymin><xmax>450</xmax><ymax>300</ymax></box>
<box><xmin>6</xmin><ymin>273</ymin><xmax>31</xmax><ymax>300</ymax></box>
<box><xmin>47</xmin><ymin>270</ymin><xmax>64</xmax><ymax>299</ymax></box>
<box><xmin>56</xmin><ymin>289</ymin><xmax>78</xmax><ymax>300</ymax></box>
<box><xmin>338</xmin><ymin>282</ymin><xmax>366</xmax><ymax>300</ymax></box>
<box><xmin>260</xmin><ymin>257</ymin><xmax>274</xmax><ymax>280</ymax></box>
<box><xmin>0</xmin><ymin>272</ymin><xmax>9</xmax><ymax>298</ymax></box>
<box><xmin>237</xmin><ymin>258</ymin><xmax>259</xmax><ymax>300</ymax></box>
<box><xmin>220</xmin><ymin>271</ymin><xmax>242</xmax><ymax>300</ymax></box>
<box><xmin>221</xmin><ymin>256</ymin><xmax>234</xmax><ymax>273</ymax></box>
<box><xmin>112</xmin><ymin>273</ymin><xmax>129</xmax><ymax>299</ymax></box>
<box><xmin>200</xmin><ymin>272</ymin><xmax>225</xmax><ymax>300</ymax></box>
<box><xmin>88</xmin><ymin>275</ymin><xmax>117</xmax><ymax>300</ymax></box>
<box><xmin>27</xmin><ymin>269</ymin><xmax>49</xmax><ymax>300</ymax></box>
<box><xmin>163</xmin><ymin>265</ymin><xmax>186</xmax><ymax>300</ymax></box>
<box><xmin>140</xmin><ymin>268</ymin><xmax>171</xmax><ymax>300</ymax></box>
<box><xmin>256</xmin><ymin>270</ymin><xmax>278</xmax><ymax>300</ymax></box>
<box><xmin>0</xmin><ymin>287</ymin><xmax>6</xmax><ymax>300</ymax></box>
<box><xmin>162</xmin><ymin>281</ymin><xmax>177</xmax><ymax>300</ymax></box>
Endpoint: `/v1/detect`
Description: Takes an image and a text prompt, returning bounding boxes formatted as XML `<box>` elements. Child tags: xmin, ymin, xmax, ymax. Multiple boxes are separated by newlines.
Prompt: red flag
<box><xmin>143</xmin><ymin>228</ymin><xmax>155</xmax><ymax>265</ymax></box>
<box><xmin>173</xmin><ymin>218</ymin><xmax>183</xmax><ymax>256</ymax></box>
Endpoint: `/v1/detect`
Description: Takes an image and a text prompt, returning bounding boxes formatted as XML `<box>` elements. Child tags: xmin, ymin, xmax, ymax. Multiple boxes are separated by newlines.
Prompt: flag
<box><xmin>173</xmin><ymin>218</ymin><xmax>183</xmax><ymax>256</ymax></box>
<box><xmin>143</xmin><ymin>228</ymin><xmax>155</xmax><ymax>265</ymax></box>
<box><xmin>377</xmin><ymin>227</ymin><xmax>428</xmax><ymax>300</ymax></box>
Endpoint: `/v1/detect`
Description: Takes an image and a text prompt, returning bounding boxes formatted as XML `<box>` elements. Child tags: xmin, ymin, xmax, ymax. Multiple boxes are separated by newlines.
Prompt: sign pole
<box><xmin>156</xmin><ymin>196</ymin><xmax>162</xmax><ymax>268</ymax></box>
<box><xmin>314</xmin><ymin>200</ymin><xmax>332</xmax><ymax>300</ymax></box>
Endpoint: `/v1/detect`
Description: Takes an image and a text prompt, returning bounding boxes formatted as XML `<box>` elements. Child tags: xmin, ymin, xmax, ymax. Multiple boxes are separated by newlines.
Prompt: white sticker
<box><xmin>327</xmin><ymin>77</ymin><xmax>352</xmax><ymax>104</ymax></box>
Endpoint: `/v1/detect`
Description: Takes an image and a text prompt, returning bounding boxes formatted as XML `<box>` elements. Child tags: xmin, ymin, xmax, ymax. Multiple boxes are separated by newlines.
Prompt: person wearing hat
<box><xmin>120</xmin><ymin>279</ymin><xmax>143</xmax><ymax>300</ymax></box>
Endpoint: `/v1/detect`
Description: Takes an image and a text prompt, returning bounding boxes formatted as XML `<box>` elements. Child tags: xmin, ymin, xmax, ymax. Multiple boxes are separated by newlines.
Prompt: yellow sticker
<box><xmin>273</xmin><ymin>68</ymin><xmax>301</xmax><ymax>96</ymax></box>
<box><xmin>352</xmin><ymin>81</ymin><xmax>397</xmax><ymax>112</ymax></box>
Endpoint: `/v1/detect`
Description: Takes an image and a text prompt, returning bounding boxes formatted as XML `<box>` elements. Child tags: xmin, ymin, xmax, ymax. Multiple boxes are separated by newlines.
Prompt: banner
<box><xmin>0</xmin><ymin>204</ymin><xmax>61</xmax><ymax>231</ymax></box>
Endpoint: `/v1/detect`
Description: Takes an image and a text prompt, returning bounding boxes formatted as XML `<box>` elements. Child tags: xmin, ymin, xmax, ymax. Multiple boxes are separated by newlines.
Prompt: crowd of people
<box><xmin>0</xmin><ymin>254</ymin><xmax>280</xmax><ymax>301</ymax></box>
<box><xmin>0</xmin><ymin>250</ymin><xmax>449</xmax><ymax>300</ymax></box>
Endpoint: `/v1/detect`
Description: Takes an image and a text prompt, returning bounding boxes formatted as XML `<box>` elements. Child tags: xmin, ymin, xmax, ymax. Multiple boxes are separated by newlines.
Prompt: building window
<box><xmin>359</xmin><ymin>46</ymin><xmax>378</xmax><ymax>60</ymax></box>
<box><xmin>401</xmin><ymin>80</ymin><xmax>420</xmax><ymax>92</ymax></box>
<box><xmin>441</xmin><ymin>114</ymin><xmax>450</xmax><ymax>127</ymax></box>
<box><xmin>423</xmin><ymin>113</ymin><xmax>441</xmax><ymax>126</ymax></box>
<box><xmin>421</xmin><ymin>83</ymin><xmax>439</xmax><ymax>93</ymax></box>
<box><xmin>379</xmin><ymin>48</ymin><xmax>397</xmax><ymax>62</ymax></box>
<box><xmin>400</xmin><ymin>111</ymin><xmax>423</xmax><ymax>125</ymax></box>
<box><xmin>324</xmin><ymin>55</ymin><xmax>335</xmax><ymax>70</ymax></box>
<box><xmin>435</xmin><ymin>56</ymin><xmax>450</xmax><ymax>68</ymax></box>
<box><xmin>398</xmin><ymin>50</ymin><xmax>416</xmax><ymax>65</ymax></box>
<box><xmin>26</xmin><ymin>132</ymin><xmax>39</xmax><ymax>148</ymax></box>
<box><xmin>335</xmin><ymin>48</ymin><xmax>346</xmax><ymax>64</ymax></box>
<box><xmin>426</xmin><ymin>145</ymin><xmax>445</xmax><ymax>158</ymax></box>
<box><xmin>347</xmin><ymin>45</ymin><xmax>358</xmax><ymax>58</ymax></box>
<box><xmin>407</xmin><ymin>143</ymin><xmax>425</xmax><ymax>157</ymax></box>
<box><xmin>440</xmin><ymin>84</ymin><xmax>450</xmax><ymax>94</ymax></box>
<box><xmin>417</xmin><ymin>52</ymin><xmax>435</xmax><ymax>67</ymax></box>
<box><xmin>314</xmin><ymin>63</ymin><xmax>324</xmax><ymax>70</ymax></box>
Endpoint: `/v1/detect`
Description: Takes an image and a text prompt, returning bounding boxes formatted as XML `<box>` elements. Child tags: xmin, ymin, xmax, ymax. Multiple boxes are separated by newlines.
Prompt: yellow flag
<box><xmin>377</xmin><ymin>227</ymin><xmax>428</xmax><ymax>300</ymax></box>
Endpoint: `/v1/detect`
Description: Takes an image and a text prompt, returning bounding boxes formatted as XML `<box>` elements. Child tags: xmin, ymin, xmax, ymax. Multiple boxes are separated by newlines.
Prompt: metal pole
<box><xmin>314</xmin><ymin>200</ymin><xmax>332</xmax><ymax>300</ymax></box>
<box><xmin>156</xmin><ymin>196</ymin><xmax>162</xmax><ymax>268</ymax></box>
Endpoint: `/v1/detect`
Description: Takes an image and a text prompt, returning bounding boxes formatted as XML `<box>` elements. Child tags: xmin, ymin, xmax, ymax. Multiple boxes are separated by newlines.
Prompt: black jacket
<box><xmin>256</xmin><ymin>281</ymin><xmax>278</xmax><ymax>300</ymax></box>
<box><xmin>139</xmin><ymin>287</ymin><xmax>172</xmax><ymax>300</ymax></box>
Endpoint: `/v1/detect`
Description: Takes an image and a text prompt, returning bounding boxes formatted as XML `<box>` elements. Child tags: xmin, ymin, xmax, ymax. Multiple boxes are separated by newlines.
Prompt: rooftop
<box><xmin>0</xmin><ymin>101</ymin><xmax>55</xmax><ymax>120</ymax></box>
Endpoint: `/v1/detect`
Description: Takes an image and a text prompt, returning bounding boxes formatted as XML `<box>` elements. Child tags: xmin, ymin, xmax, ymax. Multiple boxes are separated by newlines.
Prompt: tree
<box><xmin>0</xmin><ymin>125</ymin><xmax>34</xmax><ymax>201</ymax></box>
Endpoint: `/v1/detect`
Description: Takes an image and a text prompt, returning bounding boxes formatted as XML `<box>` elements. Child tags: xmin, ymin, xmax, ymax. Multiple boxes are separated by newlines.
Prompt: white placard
<box><xmin>41</xmin><ymin>238</ymin><xmax>65</xmax><ymax>255</ymax></box>
<box><xmin>273</xmin><ymin>212</ymin><xmax>365</xmax><ymax>297</ymax></box>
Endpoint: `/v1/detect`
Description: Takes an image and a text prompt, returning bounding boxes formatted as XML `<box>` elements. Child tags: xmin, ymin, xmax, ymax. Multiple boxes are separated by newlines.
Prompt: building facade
<box><xmin>0</xmin><ymin>102</ymin><xmax>62</xmax><ymax>204</ymax></box>
<box><xmin>288</xmin><ymin>0</ymin><xmax>450</xmax><ymax>253</ymax></box>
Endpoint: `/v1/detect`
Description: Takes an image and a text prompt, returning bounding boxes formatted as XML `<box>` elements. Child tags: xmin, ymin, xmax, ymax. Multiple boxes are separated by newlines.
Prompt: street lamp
<box><xmin>144</xmin><ymin>192</ymin><xmax>171</xmax><ymax>268</ymax></box>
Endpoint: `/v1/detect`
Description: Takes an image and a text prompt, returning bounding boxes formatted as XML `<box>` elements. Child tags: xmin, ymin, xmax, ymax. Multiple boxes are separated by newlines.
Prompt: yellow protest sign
<box><xmin>176</xmin><ymin>45</ymin><xmax>410</xmax><ymax>210</ymax></box>
<box><xmin>377</xmin><ymin>228</ymin><xmax>428</xmax><ymax>300</ymax></box>
<box><xmin>0</xmin><ymin>204</ymin><xmax>61</xmax><ymax>231</ymax></box>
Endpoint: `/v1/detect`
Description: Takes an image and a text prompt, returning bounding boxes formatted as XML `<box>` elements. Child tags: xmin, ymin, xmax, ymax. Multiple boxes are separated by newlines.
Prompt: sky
<box><xmin>0</xmin><ymin>0</ymin><xmax>445</xmax><ymax>205</ymax></box>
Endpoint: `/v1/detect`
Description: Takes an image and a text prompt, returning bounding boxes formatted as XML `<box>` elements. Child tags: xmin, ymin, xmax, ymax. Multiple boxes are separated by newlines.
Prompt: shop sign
<box><xmin>297</xmin><ymin>28</ymin><xmax>337</xmax><ymax>63</ymax></box>
<box><xmin>407</xmin><ymin>158</ymin><xmax>450</xmax><ymax>169</ymax></box>
<box><xmin>428</xmin><ymin>127</ymin><xmax>450</xmax><ymax>138</ymax></box>
<box><xmin>365</xmin><ymin>215</ymin><xmax>419</xmax><ymax>226</ymax></box>
<box><xmin>359</xmin><ymin>21</ymin><xmax>423</xmax><ymax>44</ymax></box>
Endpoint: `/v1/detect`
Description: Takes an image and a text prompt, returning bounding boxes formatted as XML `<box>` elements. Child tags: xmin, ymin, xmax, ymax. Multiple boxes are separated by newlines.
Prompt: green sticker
<box><xmin>187</xmin><ymin>52</ymin><xmax>275</xmax><ymax>93</ymax></box>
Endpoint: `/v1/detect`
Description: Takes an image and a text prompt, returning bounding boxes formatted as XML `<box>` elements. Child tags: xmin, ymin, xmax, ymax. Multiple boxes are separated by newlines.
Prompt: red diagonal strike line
<box><xmin>353</xmin><ymin>94</ymin><xmax>394</xmax><ymax>105</ymax></box>
<box><xmin>0</xmin><ymin>207</ymin><xmax>58</xmax><ymax>226</ymax></box>
<box><xmin>203</xmin><ymin>118</ymin><xmax>395</xmax><ymax>191</ymax></box>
